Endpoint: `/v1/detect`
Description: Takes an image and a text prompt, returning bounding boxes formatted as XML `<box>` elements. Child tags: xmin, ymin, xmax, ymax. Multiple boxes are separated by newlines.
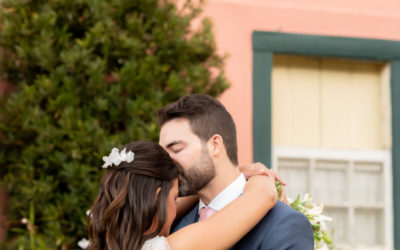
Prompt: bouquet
<box><xmin>276</xmin><ymin>182</ymin><xmax>333</xmax><ymax>250</ymax></box>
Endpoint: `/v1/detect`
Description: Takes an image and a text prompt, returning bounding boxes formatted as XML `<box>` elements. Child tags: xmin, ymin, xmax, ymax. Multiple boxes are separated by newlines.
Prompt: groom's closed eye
<box><xmin>166</xmin><ymin>141</ymin><xmax>185</xmax><ymax>153</ymax></box>
<box><xmin>171</xmin><ymin>145</ymin><xmax>184</xmax><ymax>153</ymax></box>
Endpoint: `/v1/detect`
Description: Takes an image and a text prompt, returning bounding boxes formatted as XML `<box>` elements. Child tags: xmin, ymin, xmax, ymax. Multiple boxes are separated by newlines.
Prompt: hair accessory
<box><xmin>102</xmin><ymin>148</ymin><xmax>135</xmax><ymax>168</ymax></box>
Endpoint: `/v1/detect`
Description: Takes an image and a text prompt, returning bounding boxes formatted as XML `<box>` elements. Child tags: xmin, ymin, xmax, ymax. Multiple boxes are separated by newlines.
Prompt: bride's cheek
<box><xmin>172</xmin><ymin>204</ymin><xmax>177</xmax><ymax>220</ymax></box>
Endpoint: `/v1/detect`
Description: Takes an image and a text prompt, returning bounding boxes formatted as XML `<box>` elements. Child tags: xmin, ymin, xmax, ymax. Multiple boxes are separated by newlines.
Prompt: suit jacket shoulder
<box><xmin>233</xmin><ymin>201</ymin><xmax>314</xmax><ymax>250</ymax></box>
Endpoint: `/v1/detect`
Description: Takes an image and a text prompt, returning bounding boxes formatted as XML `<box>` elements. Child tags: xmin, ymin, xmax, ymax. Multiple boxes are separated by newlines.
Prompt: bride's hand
<box><xmin>239</xmin><ymin>162</ymin><xmax>285</xmax><ymax>184</ymax></box>
<box><xmin>243</xmin><ymin>175</ymin><xmax>278</xmax><ymax>204</ymax></box>
<box><xmin>239</xmin><ymin>162</ymin><xmax>289</xmax><ymax>205</ymax></box>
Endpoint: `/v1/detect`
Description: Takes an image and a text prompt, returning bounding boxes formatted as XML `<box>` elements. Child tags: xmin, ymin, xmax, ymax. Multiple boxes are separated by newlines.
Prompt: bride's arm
<box><xmin>167</xmin><ymin>175</ymin><xmax>278</xmax><ymax>250</ymax></box>
<box><xmin>175</xmin><ymin>162</ymin><xmax>285</xmax><ymax>220</ymax></box>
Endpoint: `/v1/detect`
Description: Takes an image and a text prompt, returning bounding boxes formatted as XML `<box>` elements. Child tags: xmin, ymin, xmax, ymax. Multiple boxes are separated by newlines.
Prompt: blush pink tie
<box><xmin>199</xmin><ymin>207</ymin><xmax>217</xmax><ymax>221</ymax></box>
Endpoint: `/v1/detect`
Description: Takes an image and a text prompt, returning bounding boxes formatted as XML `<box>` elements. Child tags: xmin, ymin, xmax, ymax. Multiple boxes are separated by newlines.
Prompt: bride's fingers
<box><xmin>258</xmin><ymin>168</ymin><xmax>275</xmax><ymax>182</ymax></box>
<box><xmin>280</xmin><ymin>186</ymin><xmax>289</xmax><ymax>205</ymax></box>
<box><xmin>270</xmin><ymin>170</ymin><xmax>287</xmax><ymax>186</ymax></box>
<box><xmin>240</xmin><ymin>163</ymin><xmax>287</xmax><ymax>186</ymax></box>
<box><xmin>257</xmin><ymin>166</ymin><xmax>287</xmax><ymax>186</ymax></box>
<box><xmin>239</xmin><ymin>163</ymin><xmax>266</xmax><ymax>179</ymax></box>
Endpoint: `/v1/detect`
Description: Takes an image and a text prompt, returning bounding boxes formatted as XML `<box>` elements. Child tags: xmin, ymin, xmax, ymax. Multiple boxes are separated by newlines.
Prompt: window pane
<box><xmin>324</xmin><ymin>207</ymin><xmax>349</xmax><ymax>245</ymax></box>
<box><xmin>314</xmin><ymin>160</ymin><xmax>348</xmax><ymax>203</ymax></box>
<box><xmin>353</xmin><ymin>162</ymin><xmax>383</xmax><ymax>204</ymax></box>
<box><xmin>354</xmin><ymin>208</ymin><xmax>384</xmax><ymax>245</ymax></box>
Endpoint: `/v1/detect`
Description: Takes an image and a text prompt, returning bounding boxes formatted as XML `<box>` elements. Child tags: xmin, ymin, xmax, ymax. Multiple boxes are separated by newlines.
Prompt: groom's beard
<box><xmin>178</xmin><ymin>147</ymin><xmax>216</xmax><ymax>197</ymax></box>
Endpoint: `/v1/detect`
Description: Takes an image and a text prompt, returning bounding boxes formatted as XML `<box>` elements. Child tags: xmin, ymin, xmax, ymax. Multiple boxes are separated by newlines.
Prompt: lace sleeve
<box><xmin>142</xmin><ymin>236</ymin><xmax>170</xmax><ymax>250</ymax></box>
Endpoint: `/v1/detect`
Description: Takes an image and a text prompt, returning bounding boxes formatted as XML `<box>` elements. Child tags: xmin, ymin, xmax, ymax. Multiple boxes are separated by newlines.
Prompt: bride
<box><xmin>87</xmin><ymin>140</ymin><xmax>278</xmax><ymax>250</ymax></box>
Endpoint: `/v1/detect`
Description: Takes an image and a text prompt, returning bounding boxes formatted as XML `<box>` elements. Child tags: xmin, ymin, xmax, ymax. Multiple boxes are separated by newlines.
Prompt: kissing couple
<box><xmin>87</xmin><ymin>94</ymin><xmax>314</xmax><ymax>249</ymax></box>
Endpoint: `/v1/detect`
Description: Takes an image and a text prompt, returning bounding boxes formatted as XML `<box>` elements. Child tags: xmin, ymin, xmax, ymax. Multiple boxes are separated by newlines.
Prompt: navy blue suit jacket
<box><xmin>171</xmin><ymin>201</ymin><xmax>314</xmax><ymax>250</ymax></box>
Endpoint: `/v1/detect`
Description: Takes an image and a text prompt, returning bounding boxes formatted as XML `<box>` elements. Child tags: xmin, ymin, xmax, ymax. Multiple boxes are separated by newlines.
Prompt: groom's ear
<box><xmin>207</xmin><ymin>134</ymin><xmax>224</xmax><ymax>157</ymax></box>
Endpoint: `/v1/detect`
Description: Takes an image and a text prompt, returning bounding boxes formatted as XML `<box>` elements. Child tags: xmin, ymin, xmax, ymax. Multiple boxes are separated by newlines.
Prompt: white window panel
<box><xmin>273</xmin><ymin>146</ymin><xmax>393</xmax><ymax>250</ymax></box>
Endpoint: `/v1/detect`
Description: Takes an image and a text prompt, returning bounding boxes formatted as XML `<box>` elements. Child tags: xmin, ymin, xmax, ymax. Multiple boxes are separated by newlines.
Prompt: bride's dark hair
<box><xmin>87</xmin><ymin>141</ymin><xmax>180</xmax><ymax>250</ymax></box>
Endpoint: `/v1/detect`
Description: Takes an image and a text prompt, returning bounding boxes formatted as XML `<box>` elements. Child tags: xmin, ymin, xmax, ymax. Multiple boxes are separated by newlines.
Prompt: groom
<box><xmin>158</xmin><ymin>94</ymin><xmax>314</xmax><ymax>249</ymax></box>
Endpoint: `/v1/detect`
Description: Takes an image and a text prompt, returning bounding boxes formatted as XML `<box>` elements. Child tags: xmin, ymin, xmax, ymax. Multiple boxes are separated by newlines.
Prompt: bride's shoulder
<box><xmin>142</xmin><ymin>236</ymin><xmax>170</xmax><ymax>250</ymax></box>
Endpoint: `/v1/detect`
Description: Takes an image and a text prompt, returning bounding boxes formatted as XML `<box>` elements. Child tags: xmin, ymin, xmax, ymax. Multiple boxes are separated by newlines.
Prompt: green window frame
<box><xmin>252</xmin><ymin>31</ymin><xmax>400</xmax><ymax>249</ymax></box>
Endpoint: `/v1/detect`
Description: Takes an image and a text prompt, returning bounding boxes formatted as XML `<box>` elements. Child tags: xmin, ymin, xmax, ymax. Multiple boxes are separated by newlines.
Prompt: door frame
<box><xmin>252</xmin><ymin>31</ymin><xmax>400</xmax><ymax>249</ymax></box>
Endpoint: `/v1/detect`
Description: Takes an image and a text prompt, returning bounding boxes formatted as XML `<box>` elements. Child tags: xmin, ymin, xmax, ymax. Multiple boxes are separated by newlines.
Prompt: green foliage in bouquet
<box><xmin>0</xmin><ymin>0</ymin><xmax>229</xmax><ymax>248</ymax></box>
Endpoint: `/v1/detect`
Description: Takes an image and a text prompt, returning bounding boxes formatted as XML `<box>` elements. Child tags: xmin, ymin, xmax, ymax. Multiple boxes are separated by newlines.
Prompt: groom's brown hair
<box><xmin>158</xmin><ymin>94</ymin><xmax>238</xmax><ymax>165</ymax></box>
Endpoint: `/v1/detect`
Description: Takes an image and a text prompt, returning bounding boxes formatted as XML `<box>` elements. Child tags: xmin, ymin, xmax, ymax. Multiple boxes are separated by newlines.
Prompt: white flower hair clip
<box><xmin>102</xmin><ymin>147</ymin><xmax>135</xmax><ymax>168</ymax></box>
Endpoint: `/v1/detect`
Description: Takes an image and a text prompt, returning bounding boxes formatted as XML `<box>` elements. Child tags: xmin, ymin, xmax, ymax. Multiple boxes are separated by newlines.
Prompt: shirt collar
<box><xmin>199</xmin><ymin>173</ymin><xmax>246</xmax><ymax>212</ymax></box>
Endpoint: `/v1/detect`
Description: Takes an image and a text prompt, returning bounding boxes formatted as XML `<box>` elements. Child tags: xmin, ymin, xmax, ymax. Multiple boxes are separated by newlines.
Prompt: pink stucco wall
<box><xmin>204</xmin><ymin>0</ymin><xmax>400</xmax><ymax>165</ymax></box>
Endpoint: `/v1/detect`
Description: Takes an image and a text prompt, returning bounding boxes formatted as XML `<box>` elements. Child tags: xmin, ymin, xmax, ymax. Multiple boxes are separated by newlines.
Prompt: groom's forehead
<box><xmin>160</xmin><ymin>119</ymin><xmax>193</xmax><ymax>137</ymax></box>
<box><xmin>159</xmin><ymin>120</ymin><xmax>201</xmax><ymax>148</ymax></box>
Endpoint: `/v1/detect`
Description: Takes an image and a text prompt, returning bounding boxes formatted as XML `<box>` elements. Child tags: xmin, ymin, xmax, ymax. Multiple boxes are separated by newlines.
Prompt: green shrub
<box><xmin>0</xmin><ymin>0</ymin><xmax>228</xmax><ymax>248</ymax></box>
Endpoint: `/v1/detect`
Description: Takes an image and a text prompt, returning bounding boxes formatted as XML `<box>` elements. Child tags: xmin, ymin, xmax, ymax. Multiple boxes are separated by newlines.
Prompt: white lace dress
<box><xmin>142</xmin><ymin>236</ymin><xmax>170</xmax><ymax>250</ymax></box>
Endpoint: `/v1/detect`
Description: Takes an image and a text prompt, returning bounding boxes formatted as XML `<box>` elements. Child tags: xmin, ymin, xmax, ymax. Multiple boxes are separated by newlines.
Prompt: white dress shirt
<box><xmin>198</xmin><ymin>173</ymin><xmax>246</xmax><ymax>212</ymax></box>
